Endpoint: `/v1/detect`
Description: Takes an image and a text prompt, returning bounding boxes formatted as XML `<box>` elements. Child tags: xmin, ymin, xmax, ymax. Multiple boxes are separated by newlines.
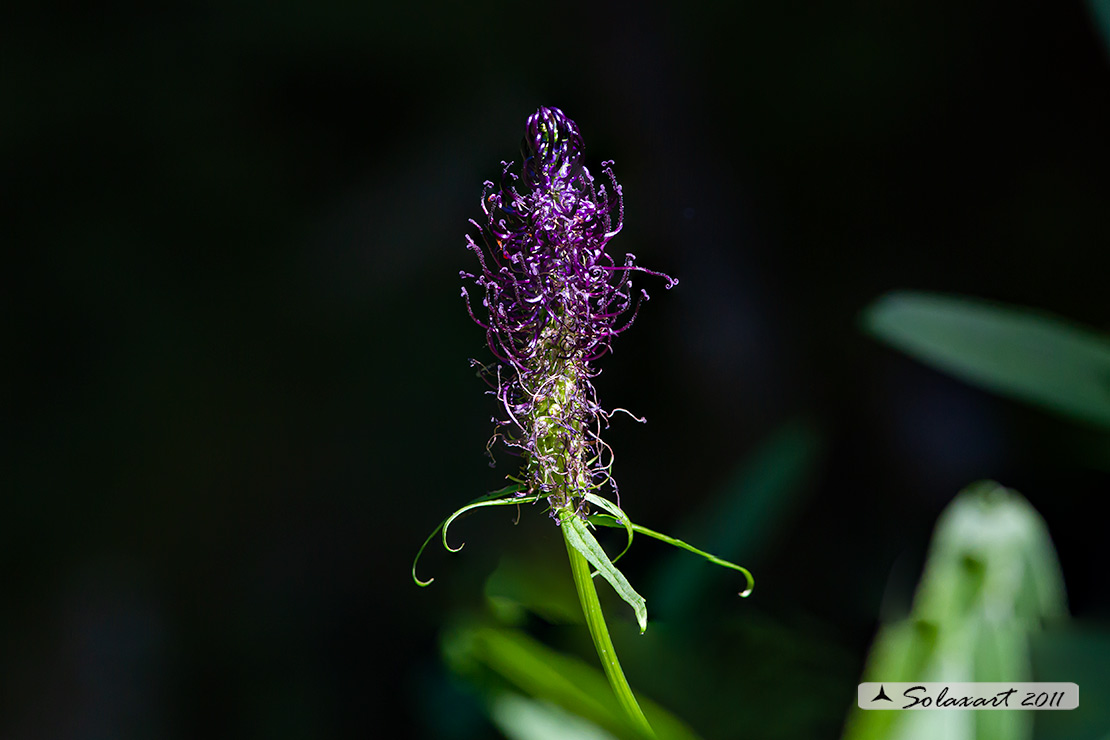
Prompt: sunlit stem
<box><xmin>563</xmin><ymin>520</ymin><xmax>655</xmax><ymax>738</ymax></box>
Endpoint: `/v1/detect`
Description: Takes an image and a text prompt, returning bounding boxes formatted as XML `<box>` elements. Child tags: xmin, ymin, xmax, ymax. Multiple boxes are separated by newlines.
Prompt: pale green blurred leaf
<box><xmin>490</xmin><ymin>694</ymin><xmax>620</xmax><ymax>740</ymax></box>
<box><xmin>842</xmin><ymin>482</ymin><xmax>1066</xmax><ymax>740</ymax></box>
<box><xmin>863</xmin><ymin>291</ymin><xmax>1110</xmax><ymax>430</ymax></box>
<box><xmin>915</xmin><ymin>482</ymin><xmax>1067</xmax><ymax>626</ymax></box>
<box><xmin>442</xmin><ymin>624</ymin><xmax>703</xmax><ymax>740</ymax></box>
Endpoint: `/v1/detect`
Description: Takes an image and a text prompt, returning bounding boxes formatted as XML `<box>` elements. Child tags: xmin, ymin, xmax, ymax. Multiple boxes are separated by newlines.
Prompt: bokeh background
<box><xmin>5</xmin><ymin>1</ymin><xmax>1110</xmax><ymax>738</ymax></box>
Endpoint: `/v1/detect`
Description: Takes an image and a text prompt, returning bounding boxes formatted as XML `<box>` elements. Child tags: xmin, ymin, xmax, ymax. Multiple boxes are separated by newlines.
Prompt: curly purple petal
<box><xmin>461</xmin><ymin>106</ymin><xmax>676</xmax><ymax>515</ymax></box>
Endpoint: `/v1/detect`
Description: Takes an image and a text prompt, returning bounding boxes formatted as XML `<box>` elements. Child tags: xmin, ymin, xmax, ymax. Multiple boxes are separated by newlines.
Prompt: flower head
<box><xmin>461</xmin><ymin>106</ymin><xmax>676</xmax><ymax>516</ymax></box>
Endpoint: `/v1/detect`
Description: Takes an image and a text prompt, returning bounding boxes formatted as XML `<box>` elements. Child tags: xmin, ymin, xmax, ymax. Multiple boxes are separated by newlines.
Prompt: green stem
<box><xmin>563</xmin><ymin>524</ymin><xmax>655</xmax><ymax>739</ymax></box>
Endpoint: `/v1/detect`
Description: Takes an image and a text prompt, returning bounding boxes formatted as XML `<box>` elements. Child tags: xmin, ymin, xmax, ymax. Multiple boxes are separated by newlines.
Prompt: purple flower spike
<box><xmin>461</xmin><ymin>107</ymin><xmax>676</xmax><ymax>516</ymax></box>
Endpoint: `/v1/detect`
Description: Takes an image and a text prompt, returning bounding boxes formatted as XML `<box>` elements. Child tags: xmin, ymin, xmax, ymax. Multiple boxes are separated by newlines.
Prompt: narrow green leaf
<box><xmin>562</xmin><ymin>514</ymin><xmax>649</xmax><ymax>634</ymax></box>
<box><xmin>411</xmin><ymin>483</ymin><xmax>529</xmax><ymax>586</ymax></box>
<box><xmin>442</xmin><ymin>494</ymin><xmax>545</xmax><ymax>552</ymax></box>
<box><xmin>863</xmin><ymin>291</ymin><xmax>1110</xmax><ymax>429</ymax></box>
<box><xmin>590</xmin><ymin>515</ymin><xmax>754</xmax><ymax>598</ymax></box>
<box><xmin>584</xmin><ymin>493</ymin><xmax>635</xmax><ymax>568</ymax></box>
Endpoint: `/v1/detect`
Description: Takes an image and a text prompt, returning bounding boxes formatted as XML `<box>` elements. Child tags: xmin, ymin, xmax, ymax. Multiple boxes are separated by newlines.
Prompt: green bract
<box><xmin>413</xmin><ymin>486</ymin><xmax>753</xmax><ymax>630</ymax></box>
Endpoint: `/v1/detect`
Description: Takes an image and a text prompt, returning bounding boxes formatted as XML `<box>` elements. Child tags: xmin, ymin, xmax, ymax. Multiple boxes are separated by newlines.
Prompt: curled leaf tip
<box><xmin>412</xmin><ymin>523</ymin><xmax>447</xmax><ymax>587</ymax></box>
<box><xmin>411</xmin><ymin>485</ymin><xmax>533</xmax><ymax>588</ymax></box>
<box><xmin>737</xmin><ymin>569</ymin><xmax>755</xmax><ymax>598</ymax></box>
<box><xmin>437</xmin><ymin>492</ymin><xmax>547</xmax><ymax>569</ymax></box>
<box><xmin>442</xmin><ymin>514</ymin><xmax>468</xmax><ymax>553</ymax></box>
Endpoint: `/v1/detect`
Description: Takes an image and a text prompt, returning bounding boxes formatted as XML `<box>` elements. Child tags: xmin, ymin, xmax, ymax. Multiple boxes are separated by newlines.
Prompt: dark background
<box><xmin>4</xmin><ymin>1</ymin><xmax>1110</xmax><ymax>738</ymax></box>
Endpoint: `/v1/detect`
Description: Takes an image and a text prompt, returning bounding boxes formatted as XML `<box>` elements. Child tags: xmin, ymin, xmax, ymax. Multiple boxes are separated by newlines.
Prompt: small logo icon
<box><xmin>872</xmin><ymin>685</ymin><xmax>893</xmax><ymax>703</ymax></box>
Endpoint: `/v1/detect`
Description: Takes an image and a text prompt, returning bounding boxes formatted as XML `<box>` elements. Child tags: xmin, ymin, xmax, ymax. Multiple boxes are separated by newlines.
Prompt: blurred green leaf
<box><xmin>607</xmin><ymin>611</ymin><xmax>859</xmax><ymax>740</ymax></box>
<box><xmin>863</xmin><ymin>291</ymin><xmax>1110</xmax><ymax>429</ymax></box>
<box><xmin>842</xmin><ymin>482</ymin><xmax>1067</xmax><ymax>740</ymax></box>
<box><xmin>1090</xmin><ymin>0</ymin><xmax>1110</xmax><ymax>59</ymax></box>
<box><xmin>915</xmin><ymin>482</ymin><xmax>1067</xmax><ymax>626</ymax></box>
<box><xmin>651</xmin><ymin>419</ymin><xmax>821</xmax><ymax>619</ymax></box>
<box><xmin>490</xmin><ymin>693</ymin><xmax>620</xmax><ymax>740</ymax></box>
<box><xmin>485</xmin><ymin>555</ymin><xmax>583</xmax><ymax>627</ymax></box>
<box><xmin>1031</xmin><ymin>622</ymin><xmax>1110</xmax><ymax>740</ymax></box>
<box><xmin>442</xmin><ymin>624</ymin><xmax>703</xmax><ymax>740</ymax></box>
